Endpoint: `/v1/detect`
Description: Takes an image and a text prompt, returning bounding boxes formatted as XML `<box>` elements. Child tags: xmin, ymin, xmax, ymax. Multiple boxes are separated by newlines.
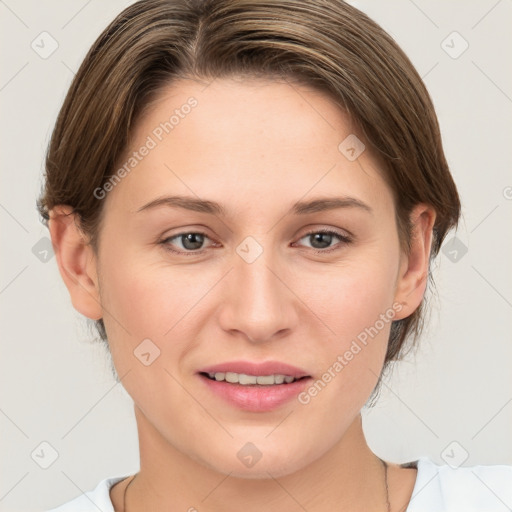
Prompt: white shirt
<box><xmin>47</xmin><ymin>456</ymin><xmax>512</xmax><ymax>511</ymax></box>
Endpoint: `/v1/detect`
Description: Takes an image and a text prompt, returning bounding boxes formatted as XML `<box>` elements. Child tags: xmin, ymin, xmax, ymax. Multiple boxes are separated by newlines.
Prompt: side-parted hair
<box><xmin>37</xmin><ymin>0</ymin><xmax>461</xmax><ymax>403</ymax></box>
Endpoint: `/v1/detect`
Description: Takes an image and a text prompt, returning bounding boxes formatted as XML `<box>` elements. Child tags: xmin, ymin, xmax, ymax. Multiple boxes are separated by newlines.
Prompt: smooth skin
<box><xmin>49</xmin><ymin>77</ymin><xmax>433</xmax><ymax>511</ymax></box>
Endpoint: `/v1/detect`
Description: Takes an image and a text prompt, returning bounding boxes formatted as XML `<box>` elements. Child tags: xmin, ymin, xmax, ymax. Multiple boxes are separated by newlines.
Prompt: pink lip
<box><xmin>198</xmin><ymin>374</ymin><xmax>312</xmax><ymax>412</ymax></box>
<box><xmin>197</xmin><ymin>360</ymin><xmax>312</xmax><ymax>412</ymax></box>
<box><xmin>198</xmin><ymin>360</ymin><xmax>310</xmax><ymax>379</ymax></box>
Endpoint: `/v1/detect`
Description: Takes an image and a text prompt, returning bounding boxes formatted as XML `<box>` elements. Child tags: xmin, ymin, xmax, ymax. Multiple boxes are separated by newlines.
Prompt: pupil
<box><xmin>311</xmin><ymin>232</ymin><xmax>332</xmax><ymax>249</ymax></box>
<box><xmin>182</xmin><ymin>233</ymin><xmax>204</xmax><ymax>250</ymax></box>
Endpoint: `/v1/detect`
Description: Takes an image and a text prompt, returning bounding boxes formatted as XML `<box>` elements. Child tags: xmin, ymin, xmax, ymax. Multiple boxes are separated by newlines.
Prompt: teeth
<box><xmin>206</xmin><ymin>371</ymin><xmax>299</xmax><ymax>385</ymax></box>
<box><xmin>274</xmin><ymin>374</ymin><xmax>285</xmax><ymax>384</ymax></box>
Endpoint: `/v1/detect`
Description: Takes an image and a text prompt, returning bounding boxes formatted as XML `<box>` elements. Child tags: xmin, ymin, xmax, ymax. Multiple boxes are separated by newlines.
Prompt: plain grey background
<box><xmin>1</xmin><ymin>1</ymin><xmax>511</xmax><ymax>510</ymax></box>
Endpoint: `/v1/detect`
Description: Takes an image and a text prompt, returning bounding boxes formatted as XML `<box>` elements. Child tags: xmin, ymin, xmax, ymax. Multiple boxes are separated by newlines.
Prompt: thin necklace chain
<box><xmin>122</xmin><ymin>458</ymin><xmax>390</xmax><ymax>512</ymax></box>
<box><xmin>382</xmin><ymin>458</ymin><xmax>391</xmax><ymax>512</ymax></box>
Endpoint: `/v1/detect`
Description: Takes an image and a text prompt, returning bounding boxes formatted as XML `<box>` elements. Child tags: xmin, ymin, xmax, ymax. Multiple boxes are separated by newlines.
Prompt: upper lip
<box><xmin>198</xmin><ymin>360</ymin><xmax>311</xmax><ymax>379</ymax></box>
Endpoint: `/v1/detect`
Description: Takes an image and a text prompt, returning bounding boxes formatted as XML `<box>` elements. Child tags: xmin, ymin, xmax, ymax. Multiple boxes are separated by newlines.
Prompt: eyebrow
<box><xmin>135</xmin><ymin>195</ymin><xmax>372</xmax><ymax>216</ymax></box>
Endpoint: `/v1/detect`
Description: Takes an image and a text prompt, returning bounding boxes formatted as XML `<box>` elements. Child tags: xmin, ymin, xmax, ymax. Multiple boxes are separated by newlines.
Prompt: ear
<box><xmin>48</xmin><ymin>205</ymin><xmax>103</xmax><ymax>320</ymax></box>
<box><xmin>393</xmin><ymin>204</ymin><xmax>436</xmax><ymax>320</ymax></box>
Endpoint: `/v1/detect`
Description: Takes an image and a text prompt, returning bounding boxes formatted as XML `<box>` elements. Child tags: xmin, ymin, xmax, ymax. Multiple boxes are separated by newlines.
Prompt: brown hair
<box><xmin>37</xmin><ymin>0</ymin><xmax>461</xmax><ymax>402</ymax></box>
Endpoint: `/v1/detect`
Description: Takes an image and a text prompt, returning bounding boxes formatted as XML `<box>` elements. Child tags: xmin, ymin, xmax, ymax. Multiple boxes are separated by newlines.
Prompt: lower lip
<box><xmin>198</xmin><ymin>374</ymin><xmax>312</xmax><ymax>412</ymax></box>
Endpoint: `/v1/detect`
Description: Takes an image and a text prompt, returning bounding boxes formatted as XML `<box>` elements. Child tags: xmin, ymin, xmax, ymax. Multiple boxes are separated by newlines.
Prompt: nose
<box><xmin>218</xmin><ymin>245</ymin><xmax>299</xmax><ymax>343</ymax></box>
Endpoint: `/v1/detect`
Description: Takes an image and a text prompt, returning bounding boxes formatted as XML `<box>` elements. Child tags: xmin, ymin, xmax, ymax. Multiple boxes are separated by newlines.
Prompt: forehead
<box><xmin>139</xmin><ymin>77</ymin><xmax>351</xmax><ymax>150</ymax></box>
<box><xmin>106</xmin><ymin>77</ymin><xmax>393</xmax><ymax>217</ymax></box>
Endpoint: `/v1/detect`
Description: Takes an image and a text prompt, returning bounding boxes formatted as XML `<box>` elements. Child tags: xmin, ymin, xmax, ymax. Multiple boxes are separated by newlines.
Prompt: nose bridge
<box><xmin>236</xmin><ymin>237</ymin><xmax>284</xmax><ymax>316</ymax></box>
<box><xmin>221</xmin><ymin>235</ymin><xmax>295</xmax><ymax>341</ymax></box>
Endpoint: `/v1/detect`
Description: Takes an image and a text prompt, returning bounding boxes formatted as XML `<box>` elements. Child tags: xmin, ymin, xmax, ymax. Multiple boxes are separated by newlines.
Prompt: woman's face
<box><xmin>81</xmin><ymin>78</ymin><xmax>427</xmax><ymax>478</ymax></box>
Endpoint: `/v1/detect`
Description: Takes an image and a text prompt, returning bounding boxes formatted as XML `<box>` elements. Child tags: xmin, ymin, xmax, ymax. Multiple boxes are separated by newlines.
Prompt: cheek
<box><xmin>101</xmin><ymin>268</ymin><xmax>165</xmax><ymax>335</ymax></box>
<box><xmin>286</xmin><ymin>259</ymin><xmax>399</xmax><ymax>450</ymax></box>
<box><xmin>97</xmin><ymin>258</ymin><xmax>199</xmax><ymax>411</ymax></box>
<box><xmin>302</xmin><ymin>254</ymin><xmax>399</xmax><ymax>395</ymax></box>
<box><xmin>95</xmin><ymin>247</ymin><xmax>172</xmax><ymax>357</ymax></box>
<box><xmin>308</xmin><ymin>255</ymin><xmax>399</xmax><ymax>341</ymax></box>
<box><xmin>98</xmin><ymin>250</ymin><xmax>216</xmax><ymax>364</ymax></box>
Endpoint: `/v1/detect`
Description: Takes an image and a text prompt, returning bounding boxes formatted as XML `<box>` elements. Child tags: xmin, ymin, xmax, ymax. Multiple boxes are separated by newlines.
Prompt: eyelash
<box><xmin>159</xmin><ymin>228</ymin><xmax>352</xmax><ymax>256</ymax></box>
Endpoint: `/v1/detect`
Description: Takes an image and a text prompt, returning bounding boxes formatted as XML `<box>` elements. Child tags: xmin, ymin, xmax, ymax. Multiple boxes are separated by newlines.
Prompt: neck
<box><xmin>123</xmin><ymin>408</ymin><xmax>390</xmax><ymax>512</ymax></box>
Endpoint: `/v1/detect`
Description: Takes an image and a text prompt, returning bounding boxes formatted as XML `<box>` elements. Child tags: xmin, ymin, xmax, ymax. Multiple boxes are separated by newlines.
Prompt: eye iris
<box><xmin>310</xmin><ymin>232</ymin><xmax>333</xmax><ymax>249</ymax></box>
<box><xmin>173</xmin><ymin>231</ymin><xmax>339</xmax><ymax>252</ymax></box>
<box><xmin>182</xmin><ymin>233</ymin><xmax>204</xmax><ymax>250</ymax></box>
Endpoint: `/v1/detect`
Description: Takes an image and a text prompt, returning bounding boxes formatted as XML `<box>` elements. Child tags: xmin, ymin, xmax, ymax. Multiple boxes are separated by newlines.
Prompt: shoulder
<box><xmin>45</xmin><ymin>475</ymin><xmax>128</xmax><ymax>512</ymax></box>
<box><xmin>407</xmin><ymin>456</ymin><xmax>512</xmax><ymax>512</ymax></box>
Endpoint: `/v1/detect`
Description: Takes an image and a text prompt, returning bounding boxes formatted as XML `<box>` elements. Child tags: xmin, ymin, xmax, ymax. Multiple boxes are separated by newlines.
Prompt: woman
<box><xmin>38</xmin><ymin>0</ymin><xmax>511</xmax><ymax>510</ymax></box>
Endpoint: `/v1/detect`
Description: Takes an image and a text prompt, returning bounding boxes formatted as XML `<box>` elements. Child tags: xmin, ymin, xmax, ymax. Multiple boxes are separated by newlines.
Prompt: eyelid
<box><xmin>160</xmin><ymin>226</ymin><xmax>353</xmax><ymax>255</ymax></box>
<box><xmin>160</xmin><ymin>229</ymin><xmax>215</xmax><ymax>256</ymax></box>
<box><xmin>294</xmin><ymin>227</ymin><xmax>353</xmax><ymax>254</ymax></box>
<box><xmin>299</xmin><ymin>226</ymin><xmax>353</xmax><ymax>241</ymax></box>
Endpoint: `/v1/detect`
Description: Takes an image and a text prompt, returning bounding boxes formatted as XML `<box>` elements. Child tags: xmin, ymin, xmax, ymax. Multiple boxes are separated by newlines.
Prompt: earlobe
<box><xmin>48</xmin><ymin>205</ymin><xmax>103</xmax><ymax>321</ymax></box>
<box><xmin>393</xmin><ymin>204</ymin><xmax>436</xmax><ymax>321</ymax></box>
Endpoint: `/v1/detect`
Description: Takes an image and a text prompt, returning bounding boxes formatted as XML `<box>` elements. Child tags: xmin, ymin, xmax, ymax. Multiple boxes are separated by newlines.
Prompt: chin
<box><xmin>195</xmin><ymin>443</ymin><xmax>314</xmax><ymax>480</ymax></box>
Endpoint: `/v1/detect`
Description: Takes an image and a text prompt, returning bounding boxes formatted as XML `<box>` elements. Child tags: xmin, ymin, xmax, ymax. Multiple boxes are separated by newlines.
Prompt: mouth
<box><xmin>198</xmin><ymin>360</ymin><xmax>311</xmax><ymax>381</ymax></box>
<box><xmin>197</xmin><ymin>371</ymin><xmax>312</xmax><ymax>412</ymax></box>
<box><xmin>199</xmin><ymin>371</ymin><xmax>310</xmax><ymax>386</ymax></box>
<box><xmin>196</xmin><ymin>361</ymin><xmax>312</xmax><ymax>411</ymax></box>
